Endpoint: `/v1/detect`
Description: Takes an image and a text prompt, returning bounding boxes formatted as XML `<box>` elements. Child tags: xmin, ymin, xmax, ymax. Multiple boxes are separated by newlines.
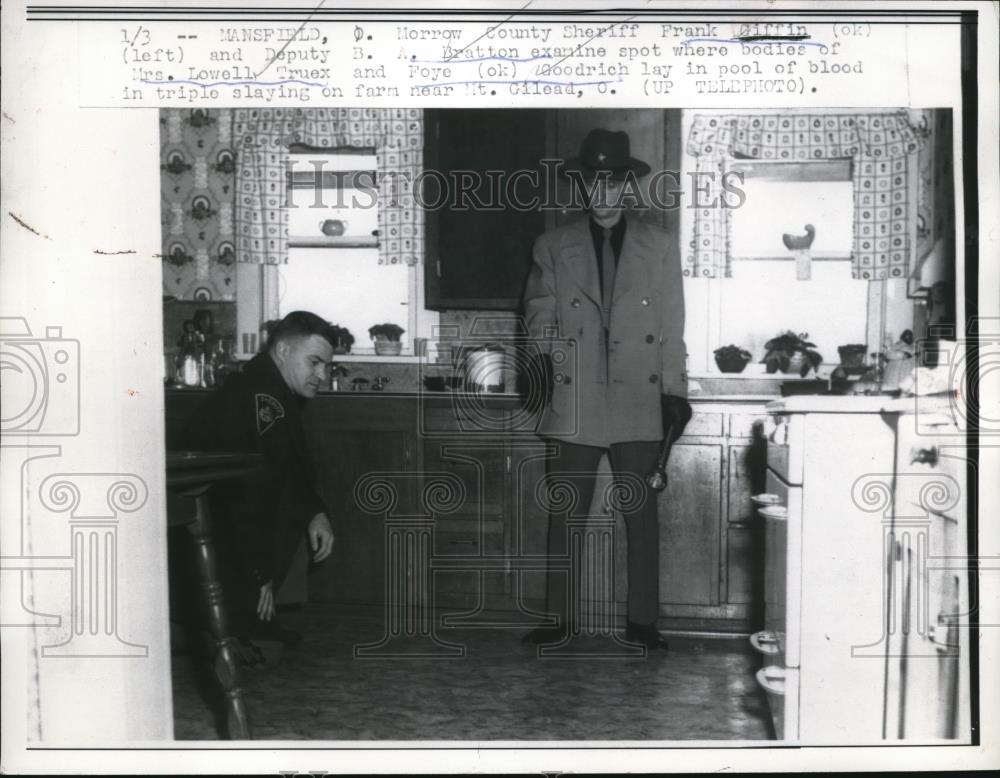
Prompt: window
<box><xmin>277</xmin><ymin>150</ymin><xmax>437</xmax><ymax>357</ymax></box>
<box><xmin>728</xmin><ymin>160</ymin><xmax>854</xmax><ymax>260</ymax></box>
<box><xmin>679</xmin><ymin>110</ymin><xmax>885</xmax><ymax>376</ymax></box>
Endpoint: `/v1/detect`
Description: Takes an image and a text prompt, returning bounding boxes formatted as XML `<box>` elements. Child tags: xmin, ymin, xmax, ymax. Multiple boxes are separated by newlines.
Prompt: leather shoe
<box><xmin>625</xmin><ymin>621</ymin><xmax>669</xmax><ymax>650</ymax></box>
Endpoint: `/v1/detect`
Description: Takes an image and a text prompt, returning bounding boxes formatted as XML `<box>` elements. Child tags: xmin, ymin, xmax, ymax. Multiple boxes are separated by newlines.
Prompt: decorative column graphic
<box><xmin>1</xmin><ymin>316</ymin><xmax>83</xmax><ymax>633</ymax></box>
<box><xmin>37</xmin><ymin>474</ymin><xmax>149</xmax><ymax>658</ymax></box>
<box><xmin>0</xmin><ymin>443</ymin><xmax>64</xmax><ymax>627</ymax></box>
<box><xmin>538</xmin><ymin>472</ymin><xmax>645</xmax><ymax>658</ymax></box>
<box><xmin>850</xmin><ymin>472</ymin><xmax>962</xmax><ymax>659</ymax></box>
<box><xmin>354</xmin><ymin>472</ymin><xmax>466</xmax><ymax>658</ymax></box>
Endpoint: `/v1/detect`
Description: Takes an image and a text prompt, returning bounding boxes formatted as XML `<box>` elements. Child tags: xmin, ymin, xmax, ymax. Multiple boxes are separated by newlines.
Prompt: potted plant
<box><xmin>329</xmin><ymin>324</ymin><xmax>354</xmax><ymax>355</ymax></box>
<box><xmin>368</xmin><ymin>323</ymin><xmax>405</xmax><ymax>356</ymax></box>
<box><xmin>714</xmin><ymin>345</ymin><xmax>753</xmax><ymax>373</ymax></box>
<box><xmin>837</xmin><ymin>343</ymin><xmax>868</xmax><ymax>367</ymax></box>
<box><xmin>761</xmin><ymin>331</ymin><xmax>823</xmax><ymax>377</ymax></box>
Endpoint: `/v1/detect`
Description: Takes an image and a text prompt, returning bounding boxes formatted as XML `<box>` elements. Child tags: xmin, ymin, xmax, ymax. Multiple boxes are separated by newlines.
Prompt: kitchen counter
<box><xmin>166</xmin><ymin>385</ymin><xmax>777</xmax><ymax>404</ymax></box>
<box><xmin>765</xmin><ymin>392</ymin><xmax>960</xmax><ymax>418</ymax></box>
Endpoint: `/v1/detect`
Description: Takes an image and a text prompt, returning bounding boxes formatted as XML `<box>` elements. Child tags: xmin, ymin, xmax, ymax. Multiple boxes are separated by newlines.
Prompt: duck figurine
<box><xmin>782</xmin><ymin>224</ymin><xmax>816</xmax><ymax>251</ymax></box>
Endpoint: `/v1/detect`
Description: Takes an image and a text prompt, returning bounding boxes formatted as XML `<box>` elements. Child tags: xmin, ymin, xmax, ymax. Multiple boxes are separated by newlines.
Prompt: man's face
<box><xmin>272</xmin><ymin>334</ymin><xmax>334</xmax><ymax>398</ymax></box>
<box><xmin>589</xmin><ymin>177</ymin><xmax>625</xmax><ymax>227</ymax></box>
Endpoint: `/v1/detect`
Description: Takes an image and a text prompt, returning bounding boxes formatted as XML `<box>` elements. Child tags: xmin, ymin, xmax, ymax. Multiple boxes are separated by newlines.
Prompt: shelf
<box><xmin>287</xmin><ymin>238</ymin><xmax>379</xmax><ymax>249</ymax></box>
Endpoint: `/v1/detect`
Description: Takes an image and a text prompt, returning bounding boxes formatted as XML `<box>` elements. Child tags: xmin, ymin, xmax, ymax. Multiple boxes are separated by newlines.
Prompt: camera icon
<box><xmin>912</xmin><ymin>318</ymin><xmax>1000</xmax><ymax>435</ymax></box>
<box><xmin>0</xmin><ymin>317</ymin><xmax>80</xmax><ymax>436</ymax></box>
<box><xmin>417</xmin><ymin>316</ymin><xmax>578</xmax><ymax>439</ymax></box>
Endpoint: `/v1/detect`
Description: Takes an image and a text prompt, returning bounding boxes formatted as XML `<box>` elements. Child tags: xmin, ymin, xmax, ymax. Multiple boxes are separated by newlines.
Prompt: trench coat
<box><xmin>523</xmin><ymin>216</ymin><xmax>688</xmax><ymax>447</ymax></box>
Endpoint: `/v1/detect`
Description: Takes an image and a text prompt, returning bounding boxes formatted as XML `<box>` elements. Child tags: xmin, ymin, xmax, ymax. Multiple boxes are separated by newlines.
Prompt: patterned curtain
<box><xmin>685</xmin><ymin>112</ymin><xmax>923</xmax><ymax>279</ymax></box>
<box><xmin>234</xmin><ymin>108</ymin><xmax>423</xmax><ymax>266</ymax></box>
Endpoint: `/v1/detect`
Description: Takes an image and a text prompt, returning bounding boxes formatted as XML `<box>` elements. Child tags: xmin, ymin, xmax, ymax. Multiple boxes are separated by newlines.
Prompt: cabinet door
<box><xmin>306</xmin><ymin>427</ymin><xmax>416</xmax><ymax>606</ymax></box>
<box><xmin>424</xmin><ymin>109</ymin><xmax>549</xmax><ymax>310</ymax></box>
<box><xmin>302</xmin><ymin>398</ymin><xmax>418</xmax><ymax>606</ymax></box>
<box><xmin>659</xmin><ymin>443</ymin><xmax>724</xmax><ymax>607</ymax></box>
<box><xmin>507</xmin><ymin>442</ymin><xmax>554</xmax><ymax>609</ymax></box>
<box><xmin>423</xmin><ymin>438</ymin><xmax>507</xmax><ymax>607</ymax></box>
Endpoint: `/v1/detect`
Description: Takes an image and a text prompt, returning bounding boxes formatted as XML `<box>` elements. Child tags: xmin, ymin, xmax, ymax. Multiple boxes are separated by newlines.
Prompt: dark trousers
<box><xmin>544</xmin><ymin>439</ymin><xmax>662</xmax><ymax>626</ymax></box>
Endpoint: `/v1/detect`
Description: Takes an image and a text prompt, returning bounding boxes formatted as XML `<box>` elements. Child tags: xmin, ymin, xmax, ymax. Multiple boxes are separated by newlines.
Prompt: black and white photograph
<box><xmin>1</xmin><ymin>2</ymin><xmax>997</xmax><ymax>775</ymax></box>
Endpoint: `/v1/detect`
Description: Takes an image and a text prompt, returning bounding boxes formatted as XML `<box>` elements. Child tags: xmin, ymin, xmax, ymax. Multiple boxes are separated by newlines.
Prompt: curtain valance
<box><xmin>234</xmin><ymin>108</ymin><xmax>423</xmax><ymax>266</ymax></box>
<box><xmin>685</xmin><ymin>112</ymin><xmax>924</xmax><ymax>279</ymax></box>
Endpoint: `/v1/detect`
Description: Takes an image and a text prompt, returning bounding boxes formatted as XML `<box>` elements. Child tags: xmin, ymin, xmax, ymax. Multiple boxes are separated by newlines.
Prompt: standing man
<box><xmin>182</xmin><ymin>310</ymin><xmax>336</xmax><ymax>647</ymax></box>
<box><xmin>522</xmin><ymin>129</ymin><xmax>691</xmax><ymax>650</ymax></box>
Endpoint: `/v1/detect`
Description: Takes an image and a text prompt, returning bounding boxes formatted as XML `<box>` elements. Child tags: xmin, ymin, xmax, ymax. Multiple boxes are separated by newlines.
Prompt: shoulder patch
<box><xmin>255</xmin><ymin>393</ymin><xmax>285</xmax><ymax>435</ymax></box>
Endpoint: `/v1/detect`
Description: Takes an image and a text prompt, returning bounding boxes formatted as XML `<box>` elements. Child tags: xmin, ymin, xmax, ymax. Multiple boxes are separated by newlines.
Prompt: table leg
<box><xmin>187</xmin><ymin>493</ymin><xmax>252</xmax><ymax>740</ymax></box>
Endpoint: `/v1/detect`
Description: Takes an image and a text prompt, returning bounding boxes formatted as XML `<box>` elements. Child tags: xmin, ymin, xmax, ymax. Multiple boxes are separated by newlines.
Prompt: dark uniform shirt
<box><xmin>182</xmin><ymin>352</ymin><xmax>327</xmax><ymax>590</ymax></box>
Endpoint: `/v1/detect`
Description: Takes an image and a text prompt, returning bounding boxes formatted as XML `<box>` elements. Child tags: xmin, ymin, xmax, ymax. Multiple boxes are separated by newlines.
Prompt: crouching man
<box><xmin>182</xmin><ymin>311</ymin><xmax>337</xmax><ymax>653</ymax></box>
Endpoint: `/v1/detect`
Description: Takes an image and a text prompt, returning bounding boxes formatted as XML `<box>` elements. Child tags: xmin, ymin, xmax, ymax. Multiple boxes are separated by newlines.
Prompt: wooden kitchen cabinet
<box><xmin>165</xmin><ymin>390</ymin><xmax>770</xmax><ymax>631</ymax></box>
<box><xmin>423</xmin><ymin>109</ymin><xmax>549</xmax><ymax>310</ymax></box>
<box><xmin>658</xmin><ymin>404</ymin><xmax>769</xmax><ymax>632</ymax></box>
<box><xmin>659</xmin><ymin>442</ymin><xmax>724</xmax><ymax>609</ymax></box>
<box><xmin>570</xmin><ymin>402</ymin><xmax>769</xmax><ymax>633</ymax></box>
<box><xmin>419</xmin><ymin>398</ymin><xmax>553</xmax><ymax>619</ymax></box>
<box><xmin>303</xmin><ymin>396</ymin><xmax>421</xmax><ymax>607</ymax></box>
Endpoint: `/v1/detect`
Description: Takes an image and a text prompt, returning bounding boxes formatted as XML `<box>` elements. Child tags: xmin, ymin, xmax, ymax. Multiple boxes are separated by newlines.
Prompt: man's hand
<box><xmin>308</xmin><ymin>513</ymin><xmax>335</xmax><ymax>563</ymax></box>
<box><xmin>661</xmin><ymin>394</ymin><xmax>693</xmax><ymax>442</ymax></box>
<box><xmin>256</xmin><ymin>581</ymin><xmax>275</xmax><ymax>622</ymax></box>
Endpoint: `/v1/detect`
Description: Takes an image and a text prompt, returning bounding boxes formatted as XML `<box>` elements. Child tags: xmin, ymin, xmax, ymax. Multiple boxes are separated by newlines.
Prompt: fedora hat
<box><xmin>563</xmin><ymin>128</ymin><xmax>651</xmax><ymax>180</ymax></box>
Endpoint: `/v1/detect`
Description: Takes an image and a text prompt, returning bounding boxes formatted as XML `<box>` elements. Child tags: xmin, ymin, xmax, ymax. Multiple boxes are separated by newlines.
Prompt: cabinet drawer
<box><xmin>729</xmin><ymin>413</ymin><xmax>767</xmax><ymax>439</ymax></box>
<box><xmin>681</xmin><ymin>412</ymin><xmax>724</xmax><ymax>438</ymax></box>
<box><xmin>434</xmin><ymin>517</ymin><xmax>503</xmax><ymax>556</ymax></box>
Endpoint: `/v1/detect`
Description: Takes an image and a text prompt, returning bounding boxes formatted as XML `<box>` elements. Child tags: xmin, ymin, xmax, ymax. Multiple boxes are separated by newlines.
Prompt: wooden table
<box><xmin>166</xmin><ymin>451</ymin><xmax>264</xmax><ymax>740</ymax></box>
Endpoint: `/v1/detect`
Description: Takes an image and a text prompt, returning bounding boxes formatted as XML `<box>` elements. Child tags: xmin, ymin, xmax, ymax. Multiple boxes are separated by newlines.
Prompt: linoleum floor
<box><xmin>171</xmin><ymin>604</ymin><xmax>773</xmax><ymax>741</ymax></box>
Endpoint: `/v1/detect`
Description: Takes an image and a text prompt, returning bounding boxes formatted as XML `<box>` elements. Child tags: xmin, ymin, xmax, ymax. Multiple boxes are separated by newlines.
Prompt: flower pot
<box><xmin>715</xmin><ymin>354</ymin><xmax>750</xmax><ymax>373</ymax></box>
<box><xmin>783</xmin><ymin>353</ymin><xmax>807</xmax><ymax>374</ymax></box>
<box><xmin>838</xmin><ymin>345</ymin><xmax>867</xmax><ymax>368</ymax></box>
<box><xmin>374</xmin><ymin>341</ymin><xmax>402</xmax><ymax>356</ymax></box>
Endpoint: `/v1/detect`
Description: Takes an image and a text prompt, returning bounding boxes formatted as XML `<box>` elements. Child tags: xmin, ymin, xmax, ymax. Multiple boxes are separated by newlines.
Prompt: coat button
<box><xmin>646</xmin><ymin>334</ymin><xmax>655</xmax><ymax>343</ymax></box>
<box><xmin>571</xmin><ymin>298</ymin><xmax>581</xmax><ymax>308</ymax></box>
<box><xmin>649</xmin><ymin>374</ymin><xmax>658</xmax><ymax>383</ymax></box>
<box><xmin>641</xmin><ymin>297</ymin><xmax>650</xmax><ymax>306</ymax></box>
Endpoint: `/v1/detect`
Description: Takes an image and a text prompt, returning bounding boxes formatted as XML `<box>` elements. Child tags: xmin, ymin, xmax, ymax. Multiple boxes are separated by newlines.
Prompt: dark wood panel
<box><xmin>422</xmin><ymin>439</ymin><xmax>507</xmax><ymax>519</ymax></box>
<box><xmin>303</xmin><ymin>396</ymin><xmax>419</xmax><ymax>606</ymax></box>
<box><xmin>424</xmin><ymin>109</ymin><xmax>549</xmax><ymax>310</ymax></box>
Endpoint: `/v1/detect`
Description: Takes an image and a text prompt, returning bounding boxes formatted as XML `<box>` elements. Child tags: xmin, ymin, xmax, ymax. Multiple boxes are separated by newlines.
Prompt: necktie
<box><xmin>601</xmin><ymin>227</ymin><xmax>615</xmax><ymax>332</ymax></box>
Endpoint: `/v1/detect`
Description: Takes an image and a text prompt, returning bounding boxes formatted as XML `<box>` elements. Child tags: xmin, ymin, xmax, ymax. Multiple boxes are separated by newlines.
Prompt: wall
<box><xmin>2</xmin><ymin>22</ymin><xmax>172</xmax><ymax>747</ymax></box>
